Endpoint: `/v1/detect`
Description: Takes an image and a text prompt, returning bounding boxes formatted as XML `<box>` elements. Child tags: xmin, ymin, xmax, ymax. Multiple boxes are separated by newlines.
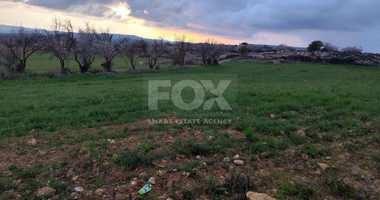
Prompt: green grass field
<box><xmin>0</xmin><ymin>61</ymin><xmax>379</xmax><ymax>199</ymax></box>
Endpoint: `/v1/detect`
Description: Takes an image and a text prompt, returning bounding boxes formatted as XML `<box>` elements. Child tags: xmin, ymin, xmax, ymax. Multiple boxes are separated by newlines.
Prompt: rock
<box><xmin>301</xmin><ymin>154</ymin><xmax>309</xmax><ymax>161</ymax></box>
<box><xmin>72</xmin><ymin>175</ymin><xmax>78</xmax><ymax>182</ymax></box>
<box><xmin>233</xmin><ymin>155</ymin><xmax>240</xmax><ymax>160</ymax></box>
<box><xmin>297</xmin><ymin>129</ymin><xmax>306</xmax><ymax>137</ymax></box>
<box><xmin>202</xmin><ymin>162</ymin><xmax>207</xmax><ymax>167</ymax></box>
<box><xmin>36</xmin><ymin>187</ymin><xmax>56</xmax><ymax>197</ymax></box>
<box><xmin>157</xmin><ymin>170</ymin><xmax>165</xmax><ymax>177</ymax></box>
<box><xmin>208</xmin><ymin>136</ymin><xmax>213</xmax><ymax>140</ymax></box>
<box><xmin>78</xmin><ymin>148</ymin><xmax>90</xmax><ymax>159</ymax></box>
<box><xmin>148</xmin><ymin>177</ymin><xmax>156</xmax><ymax>185</ymax></box>
<box><xmin>131</xmin><ymin>181</ymin><xmax>137</xmax><ymax>186</ymax></box>
<box><xmin>38</xmin><ymin>150</ymin><xmax>46</xmax><ymax>156</ymax></box>
<box><xmin>270</xmin><ymin>114</ymin><xmax>276</xmax><ymax>118</ymax></box>
<box><xmin>27</xmin><ymin>138</ymin><xmax>37</xmax><ymax>146</ymax></box>
<box><xmin>223</xmin><ymin>157</ymin><xmax>231</xmax><ymax>162</ymax></box>
<box><xmin>13</xmin><ymin>179</ymin><xmax>22</xmax><ymax>185</ymax></box>
<box><xmin>95</xmin><ymin>188</ymin><xmax>104</xmax><ymax>196</ymax></box>
<box><xmin>196</xmin><ymin>155</ymin><xmax>202</xmax><ymax>160</ymax></box>
<box><xmin>318</xmin><ymin>163</ymin><xmax>329</xmax><ymax>170</ymax></box>
<box><xmin>166</xmin><ymin>198</ymin><xmax>173</xmax><ymax>200</ymax></box>
<box><xmin>234</xmin><ymin>160</ymin><xmax>244</xmax><ymax>166</ymax></box>
<box><xmin>246</xmin><ymin>191</ymin><xmax>276</xmax><ymax>200</ymax></box>
<box><xmin>139</xmin><ymin>172</ymin><xmax>147</xmax><ymax>178</ymax></box>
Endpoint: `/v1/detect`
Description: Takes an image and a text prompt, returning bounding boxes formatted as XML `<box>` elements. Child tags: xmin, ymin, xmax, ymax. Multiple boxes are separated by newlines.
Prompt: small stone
<box><xmin>223</xmin><ymin>157</ymin><xmax>231</xmax><ymax>162</ymax></box>
<box><xmin>131</xmin><ymin>181</ymin><xmax>137</xmax><ymax>186</ymax></box>
<box><xmin>234</xmin><ymin>160</ymin><xmax>244</xmax><ymax>166</ymax></box>
<box><xmin>301</xmin><ymin>154</ymin><xmax>309</xmax><ymax>161</ymax></box>
<box><xmin>185</xmin><ymin>172</ymin><xmax>191</xmax><ymax>177</ymax></box>
<box><xmin>157</xmin><ymin>170</ymin><xmax>165</xmax><ymax>177</ymax></box>
<box><xmin>13</xmin><ymin>179</ymin><xmax>22</xmax><ymax>185</ymax></box>
<box><xmin>166</xmin><ymin>198</ymin><xmax>173</xmax><ymax>200</ymax></box>
<box><xmin>38</xmin><ymin>150</ymin><xmax>46</xmax><ymax>156</ymax></box>
<box><xmin>208</xmin><ymin>136</ymin><xmax>213</xmax><ymax>140</ymax></box>
<box><xmin>270</xmin><ymin>114</ymin><xmax>276</xmax><ymax>118</ymax></box>
<box><xmin>196</xmin><ymin>155</ymin><xmax>202</xmax><ymax>160</ymax></box>
<box><xmin>318</xmin><ymin>163</ymin><xmax>329</xmax><ymax>170</ymax></box>
<box><xmin>36</xmin><ymin>187</ymin><xmax>56</xmax><ymax>197</ymax></box>
<box><xmin>107</xmin><ymin>139</ymin><xmax>116</xmax><ymax>144</ymax></box>
<box><xmin>297</xmin><ymin>129</ymin><xmax>306</xmax><ymax>137</ymax></box>
<box><xmin>95</xmin><ymin>188</ymin><xmax>104</xmax><ymax>196</ymax></box>
<box><xmin>27</xmin><ymin>138</ymin><xmax>37</xmax><ymax>146</ymax></box>
<box><xmin>72</xmin><ymin>175</ymin><xmax>78</xmax><ymax>182</ymax></box>
<box><xmin>233</xmin><ymin>155</ymin><xmax>240</xmax><ymax>160</ymax></box>
<box><xmin>202</xmin><ymin>162</ymin><xmax>207</xmax><ymax>167</ymax></box>
<box><xmin>246</xmin><ymin>191</ymin><xmax>276</xmax><ymax>200</ymax></box>
<box><xmin>173</xmin><ymin>169</ymin><xmax>178</xmax><ymax>172</ymax></box>
<box><xmin>148</xmin><ymin>177</ymin><xmax>156</xmax><ymax>185</ymax></box>
<box><xmin>139</xmin><ymin>172</ymin><xmax>147</xmax><ymax>178</ymax></box>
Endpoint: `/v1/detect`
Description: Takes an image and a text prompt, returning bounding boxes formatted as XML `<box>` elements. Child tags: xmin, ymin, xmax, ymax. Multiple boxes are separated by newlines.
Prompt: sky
<box><xmin>0</xmin><ymin>0</ymin><xmax>379</xmax><ymax>53</ymax></box>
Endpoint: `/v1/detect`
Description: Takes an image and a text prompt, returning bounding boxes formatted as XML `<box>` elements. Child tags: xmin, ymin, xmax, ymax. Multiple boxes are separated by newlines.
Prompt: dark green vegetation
<box><xmin>0</xmin><ymin>61</ymin><xmax>379</xmax><ymax>199</ymax></box>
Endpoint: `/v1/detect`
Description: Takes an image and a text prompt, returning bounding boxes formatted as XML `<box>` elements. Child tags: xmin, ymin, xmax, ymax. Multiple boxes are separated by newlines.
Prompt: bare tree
<box><xmin>0</xmin><ymin>27</ymin><xmax>39</xmax><ymax>73</ymax></box>
<box><xmin>42</xmin><ymin>17</ymin><xmax>75</xmax><ymax>73</ymax></box>
<box><xmin>74</xmin><ymin>23</ymin><xmax>96</xmax><ymax>73</ymax></box>
<box><xmin>173</xmin><ymin>35</ymin><xmax>191</xmax><ymax>66</ymax></box>
<box><xmin>341</xmin><ymin>46</ymin><xmax>363</xmax><ymax>54</ymax></box>
<box><xmin>95</xmin><ymin>29</ymin><xmax>121</xmax><ymax>72</ymax></box>
<box><xmin>237</xmin><ymin>42</ymin><xmax>249</xmax><ymax>56</ymax></box>
<box><xmin>322</xmin><ymin>42</ymin><xmax>340</xmax><ymax>52</ymax></box>
<box><xmin>120</xmin><ymin>38</ymin><xmax>142</xmax><ymax>71</ymax></box>
<box><xmin>141</xmin><ymin>39</ymin><xmax>166</xmax><ymax>70</ymax></box>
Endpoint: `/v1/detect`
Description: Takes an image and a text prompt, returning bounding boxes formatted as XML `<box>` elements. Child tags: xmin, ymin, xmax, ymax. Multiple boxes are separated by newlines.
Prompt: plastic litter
<box><xmin>74</xmin><ymin>185</ymin><xmax>84</xmax><ymax>192</ymax></box>
<box><xmin>138</xmin><ymin>183</ymin><xmax>152</xmax><ymax>195</ymax></box>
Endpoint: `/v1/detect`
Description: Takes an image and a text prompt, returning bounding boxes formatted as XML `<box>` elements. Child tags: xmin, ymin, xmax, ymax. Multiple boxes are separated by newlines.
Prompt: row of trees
<box><xmin>307</xmin><ymin>40</ymin><xmax>363</xmax><ymax>54</ymax></box>
<box><xmin>0</xmin><ymin>18</ymin><xmax>225</xmax><ymax>74</ymax></box>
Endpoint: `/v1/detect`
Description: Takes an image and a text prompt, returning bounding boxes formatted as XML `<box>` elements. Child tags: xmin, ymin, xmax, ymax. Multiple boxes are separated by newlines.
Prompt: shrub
<box><xmin>307</xmin><ymin>40</ymin><xmax>324</xmax><ymax>52</ymax></box>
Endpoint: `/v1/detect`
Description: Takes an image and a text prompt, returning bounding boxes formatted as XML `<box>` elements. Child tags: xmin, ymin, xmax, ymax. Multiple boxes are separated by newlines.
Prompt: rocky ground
<box><xmin>0</xmin><ymin>116</ymin><xmax>379</xmax><ymax>199</ymax></box>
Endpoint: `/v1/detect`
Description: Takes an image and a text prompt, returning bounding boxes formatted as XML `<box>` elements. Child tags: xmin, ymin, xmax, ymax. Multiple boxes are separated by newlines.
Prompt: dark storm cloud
<box><xmin>11</xmin><ymin>0</ymin><xmax>380</xmax><ymax>31</ymax></box>
<box><xmin>6</xmin><ymin>0</ymin><xmax>380</xmax><ymax>51</ymax></box>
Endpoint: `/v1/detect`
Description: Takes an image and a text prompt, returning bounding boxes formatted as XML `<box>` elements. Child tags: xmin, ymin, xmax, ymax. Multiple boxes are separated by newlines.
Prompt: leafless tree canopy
<box><xmin>95</xmin><ymin>29</ymin><xmax>122</xmax><ymax>72</ymax></box>
<box><xmin>42</xmin><ymin>17</ymin><xmax>75</xmax><ymax>73</ymax></box>
<box><xmin>237</xmin><ymin>43</ymin><xmax>249</xmax><ymax>56</ymax></box>
<box><xmin>120</xmin><ymin>38</ymin><xmax>142</xmax><ymax>71</ymax></box>
<box><xmin>173</xmin><ymin>35</ymin><xmax>191</xmax><ymax>66</ymax></box>
<box><xmin>0</xmin><ymin>27</ymin><xmax>39</xmax><ymax>73</ymax></box>
<box><xmin>341</xmin><ymin>46</ymin><xmax>363</xmax><ymax>54</ymax></box>
<box><xmin>74</xmin><ymin>23</ymin><xmax>97</xmax><ymax>73</ymax></box>
<box><xmin>197</xmin><ymin>40</ymin><xmax>224</xmax><ymax>65</ymax></box>
<box><xmin>322</xmin><ymin>42</ymin><xmax>340</xmax><ymax>52</ymax></box>
<box><xmin>141</xmin><ymin>39</ymin><xmax>166</xmax><ymax>70</ymax></box>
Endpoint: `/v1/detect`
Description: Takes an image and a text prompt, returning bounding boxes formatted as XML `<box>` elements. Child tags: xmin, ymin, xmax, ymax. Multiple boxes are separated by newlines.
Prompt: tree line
<box><xmin>0</xmin><ymin>17</ymin><xmax>225</xmax><ymax>74</ymax></box>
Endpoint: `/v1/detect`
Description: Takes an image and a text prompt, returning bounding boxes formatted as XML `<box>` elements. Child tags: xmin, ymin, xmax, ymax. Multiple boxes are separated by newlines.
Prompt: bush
<box><xmin>307</xmin><ymin>40</ymin><xmax>324</xmax><ymax>52</ymax></box>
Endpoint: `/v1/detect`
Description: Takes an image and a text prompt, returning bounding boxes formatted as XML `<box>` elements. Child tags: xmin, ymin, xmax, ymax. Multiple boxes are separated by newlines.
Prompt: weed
<box><xmin>278</xmin><ymin>182</ymin><xmax>316</xmax><ymax>200</ymax></box>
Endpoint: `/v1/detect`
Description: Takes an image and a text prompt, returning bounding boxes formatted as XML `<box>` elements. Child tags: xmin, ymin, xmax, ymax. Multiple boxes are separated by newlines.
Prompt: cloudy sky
<box><xmin>0</xmin><ymin>0</ymin><xmax>379</xmax><ymax>52</ymax></box>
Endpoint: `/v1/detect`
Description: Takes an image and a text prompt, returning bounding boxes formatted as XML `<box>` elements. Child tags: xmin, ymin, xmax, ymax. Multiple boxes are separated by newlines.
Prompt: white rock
<box><xmin>246</xmin><ymin>191</ymin><xmax>276</xmax><ymax>200</ymax></box>
<box><xmin>36</xmin><ymin>187</ymin><xmax>56</xmax><ymax>197</ymax></box>
<box><xmin>148</xmin><ymin>177</ymin><xmax>156</xmax><ymax>185</ymax></box>
<box><xmin>233</xmin><ymin>155</ymin><xmax>240</xmax><ymax>160</ymax></box>
<box><xmin>234</xmin><ymin>160</ymin><xmax>244</xmax><ymax>166</ymax></box>
<box><xmin>27</xmin><ymin>138</ymin><xmax>37</xmax><ymax>146</ymax></box>
<box><xmin>223</xmin><ymin>157</ymin><xmax>231</xmax><ymax>162</ymax></box>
